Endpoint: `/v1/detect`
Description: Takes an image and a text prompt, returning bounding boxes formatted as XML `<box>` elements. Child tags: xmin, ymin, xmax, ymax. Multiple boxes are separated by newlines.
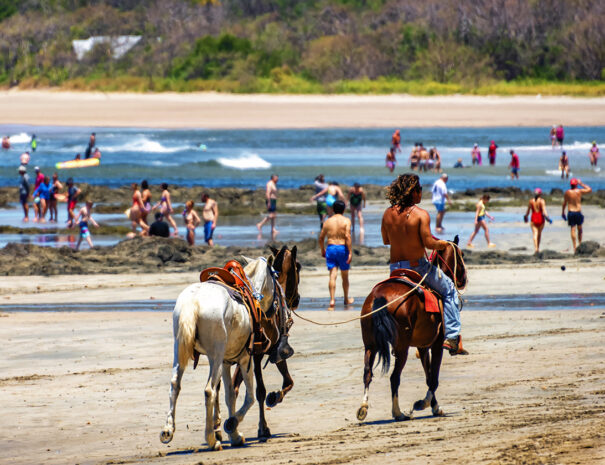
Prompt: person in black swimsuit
<box><xmin>348</xmin><ymin>182</ymin><xmax>366</xmax><ymax>240</ymax></box>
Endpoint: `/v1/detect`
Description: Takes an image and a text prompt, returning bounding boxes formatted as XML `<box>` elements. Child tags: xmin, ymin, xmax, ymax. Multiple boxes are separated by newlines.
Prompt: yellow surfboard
<box><xmin>55</xmin><ymin>158</ymin><xmax>100</xmax><ymax>169</ymax></box>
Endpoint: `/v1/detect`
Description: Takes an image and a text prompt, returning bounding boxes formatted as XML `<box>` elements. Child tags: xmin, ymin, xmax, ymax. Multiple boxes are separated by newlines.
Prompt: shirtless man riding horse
<box><xmin>381</xmin><ymin>173</ymin><xmax>462</xmax><ymax>353</ymax></box>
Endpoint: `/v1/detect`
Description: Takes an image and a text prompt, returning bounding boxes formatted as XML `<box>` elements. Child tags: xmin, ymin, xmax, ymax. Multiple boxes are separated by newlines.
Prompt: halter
<box><xmin>430</xmin><ymin>242</ymin><xmax>467</xmax><ymax>294</ymax></box>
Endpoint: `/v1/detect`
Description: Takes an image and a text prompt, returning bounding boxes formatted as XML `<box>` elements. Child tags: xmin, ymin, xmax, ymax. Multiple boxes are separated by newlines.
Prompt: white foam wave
<box><xmin>9</xmin><ymin>132</ymin><xmax>31</xmax><ymax>143</ymax></box>
<box><xmin>150</xmin><ymin>160</ymin><xmax>179</xmax><ymax>167</ymax></box>
<box><xmin>217</xmin><ymin>153</ymin><xmax>271</xmax><ymax>170</ymax></box>
<box><xmin>545</xmin><ymin>169</ymin><xmax>573</xmax><ymax>176</ymax></box>
<box><xmin>103</xmin><ymin>136</ymin><xmax>190</xmax><ymax>153</ymax></box>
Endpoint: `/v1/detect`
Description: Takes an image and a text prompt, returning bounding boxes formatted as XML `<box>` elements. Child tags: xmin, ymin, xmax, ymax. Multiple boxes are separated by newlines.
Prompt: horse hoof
<box><xmin>432</xmin><ymin>408</ymin><xmax>445</xmax><ymax>417</ymax></box>
<box><xmin>258</xmin><ymin>427</ymin><xmax>272</xmax><ymax>440</ymax></box>
<box><xmin>159</xmin><ymin>428</ymin><xmax>173</xmax><ymax>444</ymax></box>
<box><xmin>211</xmin><ymin>442</ymin><xmax>222</xmax><ymax>451</ymax></box>
<box><xmin>393</xmin><ymin>413</ymin><xmax>411</xmax><ymax>421</ymax></box>
<box><xmin>413</xmin><ymin>399</ymin><xmax>429</xmax><ymax>411</ymax></box>
<box><xmin>215</xmin><ymin>431</ymin><xmax>223</xmax><ymax>442</ymax></box>
<box><xmin>224</xmin><ymin>417</ymin><xmax>239</xmax><ymax>435</ymax></box>
<box><xmin>356</xmin><ymin>405</ymin><xmax>368</xmax><ymax>421</ymax></box>
<box><xmin>266</xmin><ymin>391</ymin><xmax>279</xmax><ymax>408</ymax></box>
<box><xmin>231</xmin><ymin>434</ymin><xmax>246</xmax><ymax>447</ymax></box>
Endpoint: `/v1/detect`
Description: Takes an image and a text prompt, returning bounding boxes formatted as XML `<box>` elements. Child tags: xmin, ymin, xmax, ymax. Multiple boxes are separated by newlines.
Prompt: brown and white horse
<box><xmin>357</xmin><ymin>237</ymin><xmax>467</xmax><ymax>422</ymax></box>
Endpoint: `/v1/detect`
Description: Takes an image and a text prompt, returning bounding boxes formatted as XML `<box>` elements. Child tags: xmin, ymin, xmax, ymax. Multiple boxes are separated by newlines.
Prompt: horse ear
<box><xmin>266</xmin><ymin>255</ymin><xmax>274</xmax><ymax>268</ymax></box>
<box><xmin>453</xmin><ymin>235</ymin><xmax>459</xmax><ymax>245</ymax></box>
<box><xmin>291</xmin><ymin>245</ymin><xmax>297</xmax><ymax>262</ymax></box>
<box><xmin>240</xmin><ymin>255</ymin><xmax>251</xmax><ymax>265</ymax></box>
<box><xmin>269</xmin><ymin>245</ymin><xmax>279</xmax><ymax>256</ymax></box>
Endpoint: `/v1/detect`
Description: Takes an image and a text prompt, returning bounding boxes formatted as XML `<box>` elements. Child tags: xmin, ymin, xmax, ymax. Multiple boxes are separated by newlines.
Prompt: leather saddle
<box><xmin>200</xmin><ymin>260</ymin><xmax>271</xmax><ymax>356</ymax></box>
<box><xmin>386</xmin><ymin>268</ymin><xmax>442</xmax><ymax>314</ymax></box>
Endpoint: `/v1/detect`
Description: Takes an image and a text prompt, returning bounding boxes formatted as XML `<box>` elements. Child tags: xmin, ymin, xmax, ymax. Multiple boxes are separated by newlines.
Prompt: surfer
<box><xmin>74</xmin><ymin>153</ymin><xmax>81</xmax><ymax>160</ymax></box>
<box><xmin>85</xmin><ymin>132</ymin><xmax>96</xmax><ymax>159</ymax></box>
<box><xmin>589</xmin><ymin>141</ymin><xmax>599</xmax><ymax>168</ymax></box>
<box><xmin>559</xmin><ymin>151</ymin><xmax>570</xmax><ymax>179</ymax></box>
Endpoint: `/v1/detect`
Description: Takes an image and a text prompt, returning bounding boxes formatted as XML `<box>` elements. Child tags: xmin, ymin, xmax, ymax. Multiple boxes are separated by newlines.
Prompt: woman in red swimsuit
<box><xmin>524</xmin><ymin>188</ymin><xmax>550</xmax><ymax>253</ymax></box>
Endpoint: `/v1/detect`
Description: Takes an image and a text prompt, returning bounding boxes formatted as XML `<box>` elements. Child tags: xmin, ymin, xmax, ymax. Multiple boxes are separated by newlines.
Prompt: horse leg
<box><xmin>204</xmin><ymin>355</ymin><xmax>224</xmax><ymax>451</ymax></box>
<box><xmin>413</xmin><ymin>347</ymin><xmax>434</xmax><ymax>412</ymax></box>
<box><xmin>356</xmin><ymin>347</ymin><xmax>376</xmax><ymax>421</ymax></box>
<box><xmin>428</xmin><ymin>340</ymin><xmax>445</xmax><ymax>416</ymax></box>
<box><xmin>224</xmin><ymin>353</ymin><xmax>255</xmax><ymax>446</ymax></box>
<box><xmin>266</xmin><ymin>359</ymin><xmax>294</xmax><ymax>408</ymax></box>
<box><xmin>253</xmin><ymin>354</ymin><xmax>271</xmax><ymax>440</ymax></box>
<box><xmin>391</xmin><ymin>349</ymin><xmax>411</xmax><ymax>421</ymax></box>
<box><xmin>160</xmin><ymin>340</ymin><xmax>184</xmax><ymax>444</ymax></box>
<box><xmin>214</xmin><ymin>379</ymin><xmax>222</xmax><ymax>442</ymax></box>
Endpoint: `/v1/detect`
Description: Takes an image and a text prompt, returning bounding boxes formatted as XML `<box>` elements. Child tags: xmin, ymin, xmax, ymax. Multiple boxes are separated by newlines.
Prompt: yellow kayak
<box><xmin>56</xmin><ymin>158</ymin><xmax>100</xmax><ymax>169</ymax></box>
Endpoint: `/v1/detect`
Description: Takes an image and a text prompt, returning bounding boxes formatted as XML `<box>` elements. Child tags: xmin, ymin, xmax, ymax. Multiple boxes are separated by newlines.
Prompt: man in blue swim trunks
<box><xmin>562</xmin><ymin>178</ymin><xmax>591</xmax><ymax>251</ymax></box>
<box><xmin>257</xmin><ymin>174</ymin><xmax>278</xmax><ymax>240</ymax></box>
<box><xmin>201</xmin><ymin>193</ymin><xmax>218</xmax><ymax>246</ymax></box>
<box><xmin>431</xmin><ymin>173</ymin><xmax>450</xmax><ymax>233</ymax></box>
<box><xmin>318</xmin><ymin>200</ymin><xmax>354</xmax><ymax>309</ymax></box>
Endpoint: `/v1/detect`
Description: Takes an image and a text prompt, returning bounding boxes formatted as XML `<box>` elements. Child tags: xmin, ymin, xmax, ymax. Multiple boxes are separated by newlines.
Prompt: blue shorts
<box><xmin>511</xmin><ymin>167</ymin><xmax>519</xmax><ymax>175</ymax></box>
<box><xmin>325</xmin><ymin>244</ymin><xmax>350</xmax><ymax>271</ymax></box>
<box><xmin>567</xmin><ymin>211</ymin><xmax>584</xmax><ymax>227</ymax></box>
<box><xmin>204</xmin><ymin>221</ymin><xmax>214</xmax><ymax>242</ymax></box>
<box><xmin>267</xmin><ymin>198</ymin><xmax>276</xmax><ymax>213</ymax></box>
<box><xmin>433</xmin><ymin>201</ymin><xmax>446</xmax><ymax>212</ymax></box>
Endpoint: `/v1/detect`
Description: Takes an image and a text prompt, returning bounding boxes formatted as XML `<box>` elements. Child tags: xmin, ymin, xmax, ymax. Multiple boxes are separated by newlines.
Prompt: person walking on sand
<box><xmin>348</xmin><ymin>182</ymin><xmax>366</xmax><ymax>237</ymax></box>
<box><xmin>432</xmin><ymin>173</ymin><xmax>451</xmax><ymax>233</ymax></box>
<box><xmin>559</xmin><ymin>151</ymin><xmax>570</xmax><ymax>179</ymax></box>
<box><xmin>385</xmin><ymin>147</ymin><xmax>397</xmax><ymax>173</ymax></box>
<box><xmin>128</xmin><ymin>182</ymin><xmax>149</xmax><ymax>236</ymax></box>
<box><xmin>257</xmin><ymin>174</ymin><xmax>279</xmax><ymax>240</ymax></box>
<box><xmin>182</xmin><ymin>200</ymin><xmax>201</xmax><ymax>246</ymax></box>
<box><xmin>313</xmin><ymin>174</ymin><xmax>328</xmax><ymax>229</ymax></box>
<box><xmin>49</xmin><ymin>172</ymin><xmax>62</xmax><ymax>223</ymax></box>
<box><xmin>471</xmin><ymin>143</ymin><xmax>482</xmax><ymax>166</ymax></box>
<box><xmin>65</xmin><ymin>177</ymin><xmax>81</xmax><ymax>228</ymax></box>
<box><xmin>509</xmin><ymin>149</ymin><xmax>520</xmax><ymax>180</ymax></box>
<box><xmin>75</xmin><ymin>200</ymin><xmax>99</xmax><ymax>251</ymax></box>
<box><xmin>318</xmin><ymin>200</ymin><xmax>354</xmax><ymax>309</ymax></box>
<box><xmin>589</xmin><ymin>141</ymin><xmax>599</xmax><ymax>168</ymax></box>
<box><xmin>467</xmin><ymin>194</ymin><xmax>496</xmax><ymax>248</ymax></box>
<box><xmin>18</xmin><ymin>166</ymin><xmax>30</xmax><ymax>222</ymax></box>
<box><xmin>524</xmin><ymin>188</ymin><xmax>552</xmax><ymax>254</ymax></box>
<box><xmin>488</xmin><ymin>140</ymin><xmax>498</xmax><ymax>165</ymax></box>
<box><xmin>153</xmin><ymin>183</ymin><xmax>179</xmax><ymax>236</ymax></box>
<box><xmin>381</xmin><ymin>173</ymin><xmax>463</xmax><ymax>354</ymax></box>
<box><xmin>562</xmin><ymin>178</ymin><xmax>591</xmax><ymax>251</ymax></box>
<box><xmin>555</xmin><ymin>125</ymin><xmax>564</xmax><ymax>148</ymax></box>
<box><xmin>201</xmin><ymin>192</ymin><xmax>218</xmax><ymax>247</ymax></box>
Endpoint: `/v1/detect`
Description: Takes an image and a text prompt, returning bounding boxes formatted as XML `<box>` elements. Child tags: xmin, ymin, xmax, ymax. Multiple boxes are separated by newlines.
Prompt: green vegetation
<box><xmin>1</xmin><ymin>0</ymin><xmax>604</xmax><ymax>95</ymax></box>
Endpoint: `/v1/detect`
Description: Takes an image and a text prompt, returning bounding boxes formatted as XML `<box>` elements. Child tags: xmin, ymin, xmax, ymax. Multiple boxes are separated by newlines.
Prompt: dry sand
<box><xmin>1</xmin><ymin>264</ymin><xmax>605</xmax><ymax>465</ymax></box>
<box><xmin>2</xmin><ymin>90</ymin><xmax>605</xmax><ymax>128</ymax></box>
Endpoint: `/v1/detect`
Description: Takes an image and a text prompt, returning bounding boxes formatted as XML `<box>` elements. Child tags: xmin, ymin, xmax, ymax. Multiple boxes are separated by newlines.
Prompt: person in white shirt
<box><xmin>431</xmin><ymin>173</ymin><xmax>450</xmax><ymax>233</ymax></box>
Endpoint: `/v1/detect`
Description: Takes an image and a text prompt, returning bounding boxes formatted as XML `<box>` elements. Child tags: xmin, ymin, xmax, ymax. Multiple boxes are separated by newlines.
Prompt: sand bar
<box><xmin>2</xmin><ymin>90</ymin><xmax>605</xmax><ymax>128</ymax></box>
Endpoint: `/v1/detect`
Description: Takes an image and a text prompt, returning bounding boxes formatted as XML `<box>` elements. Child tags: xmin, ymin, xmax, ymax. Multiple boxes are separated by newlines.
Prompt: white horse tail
<box><xmin>176</xmin><ymin>298</ymin><xmax>199</xmax><ymax>369</ymax></box>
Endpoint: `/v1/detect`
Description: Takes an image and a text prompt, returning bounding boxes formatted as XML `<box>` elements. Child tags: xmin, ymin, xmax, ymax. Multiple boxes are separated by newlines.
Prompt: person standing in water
<box><xmin>348</xmin><ymin>182</ymin><xmax>366</xmax><ymax>238</ymax></box>
<box><xmin>555</xmin><ymin>125</ymin><xmax>564</xmax><ymax>148</ymax></box>
<box><xmin>256</xmin><ymin>174</ymin><xmax>279</xmax><ymax>240</ymax></box>
<box><xmin>313</xmin><ymin>174</ymin><xmax>328</xmax><ymax>228</ymax></box>
<box><xmin>85</xmin><ymin>132</ymin><xmax>96</xmax><ymax>159</ymax></box>
<box><xmin>471</xmin><ymin>143</ymin><xmax>482</xmax><ymax>166</ymax></box>
<box><xmin>30</xmin><ymin>134</ymin><xmax>37</xmax><ymax>152</ymax></box>
<box><xmin>153</xmin><ymin>183</ymin><xmax>179</xmax><ymax>236</ymax></box>
<box><xmin>182</xmin><ymin>200</ymin><xmax>201</xmax><ymax>246</ymax></box>
<box><xmin>128</xmin><ymin>182</ymin><xmax>149</xmax><ymax>236</ymax></box>
<box><xmin>49</xmin><ymin>172</ymin><xmax>62</xmax><ymax>223</ymax></box>
<box><xmin>488</xmin><ymin>140</ymin><xmax>498</xmax><ymax>165</ymax></box>
<box><xmin>432</xmin><ymin>173</ymin><xmax>450</xmax><ymax>233</ymax></box>
<box><xmin>18</xmin><ymin>166</ymin><xmax>30</xmax><ymax>222</ymax></box>
<box><xmin>559</xmin><ymin>151</ymin><xmax>570</xmax><ymax>179</ymax></box>
<box><xmin>201</xmin><ymin>192</ymin><xmax>218</xmax><ymax>247</ymax></box>
<box><xmin>75</xmin><ymin>200</ymin><xmax>99</xmax><ymax>251</ymax></box>
<box><xmin>550</xmin><ymin>125</ymin><xmax>557</xmax><ymax>149</ymax></box>
<box><xmin>385</xmin><ymin>147</ymin><xmax>397</xmax><ymax>173</ymax></box>
<box><xmin>318</xmin><ymin>200</ymin><xmax>354</xmax><ymax>309</ymax></box>
<box><xmin>509</xmin><ymin>149</ymin><xmax>520</xmax><ymax>179</ymax></box>
<box><xmin>524</xmin><ymin>188</ymin><xmax>551</xmax><ymax>254</ymax></box>
<box><xmin>66</xmin><ymin>177</ymin><xmax>81</xmax><ymax>228</ymax></box>
<box><xmin>467</xmin><ymin>194</ymin><xmax>496</xmax><ymax>248</ymax></box>
<box><xmin>391</xmin><ymin>129</ymin><xmax>401</xmax><ymax>152</ymax></box>
<box><xmin>562</xmin><ymin>178</ymin><xmax>591</xmax><ymax>251</ymax></box>
<box><xmin>589</xmin><ymin>141</ymin><xmax>599</xmax><ymax>168</ymax></box>
<box><xmin>140</xmin><ymin>180</ymin><xmax>152</xmax><ymax>228</ymax></box>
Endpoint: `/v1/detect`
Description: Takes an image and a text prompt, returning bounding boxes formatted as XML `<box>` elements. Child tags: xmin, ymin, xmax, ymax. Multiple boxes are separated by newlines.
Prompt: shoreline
<box><xmin>2</xmin><ymin>91</ymin><xmax>605</xmax><ymax>128</ymax></box>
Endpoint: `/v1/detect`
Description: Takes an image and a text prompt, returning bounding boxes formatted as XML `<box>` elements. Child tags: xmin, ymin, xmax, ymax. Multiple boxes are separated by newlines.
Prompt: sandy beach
<box><xmin>2</xmin><ymin>90</ymin><xmax>605</xmax><ymax>128</ymax></box>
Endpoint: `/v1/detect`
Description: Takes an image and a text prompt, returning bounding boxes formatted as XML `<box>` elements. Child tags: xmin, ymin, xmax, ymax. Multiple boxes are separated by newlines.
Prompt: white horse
<box><xmin>160</xmin><ymin>256</ymin><xmax>278</xmax><ymax>450</ymax></box>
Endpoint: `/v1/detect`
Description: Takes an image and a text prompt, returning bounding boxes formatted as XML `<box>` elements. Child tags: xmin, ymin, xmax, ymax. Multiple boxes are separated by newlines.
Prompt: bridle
<box><xmin>430</xmin><ymin>242</ymin><xmax>467</xmax><ymax>293</ymax></box>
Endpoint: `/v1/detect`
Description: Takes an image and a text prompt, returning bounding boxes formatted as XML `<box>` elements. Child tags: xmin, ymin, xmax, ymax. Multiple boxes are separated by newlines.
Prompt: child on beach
<box><xmin>467</xmin><ymin>194</ymin><xmax>496</xmax><ymax>248</ymax></box>
<box><xmin>182</xmin><ymin>200</ymin><xmax>200</xmax><ymax>246</ymax></box>
<box><xmin>75</xmin><ymin>200</ymin><xmax>99</xmax><ymax>251</ymax></box>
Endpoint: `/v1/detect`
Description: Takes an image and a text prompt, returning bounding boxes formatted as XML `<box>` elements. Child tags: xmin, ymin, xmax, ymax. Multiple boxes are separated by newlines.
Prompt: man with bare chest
<box><xmin>201</xmin><ymin>193</ymin><xmax>218</xmax><ymax>246</ymax></box>
<box><xmin>381</xmin><ymin>173</ymin><xmax>462</xmax><ymax>354</ymax></box>
<box><xmin>562</xmin><ymin>178</ymin><xmax>591</xmax><ymax>251</ymax></box>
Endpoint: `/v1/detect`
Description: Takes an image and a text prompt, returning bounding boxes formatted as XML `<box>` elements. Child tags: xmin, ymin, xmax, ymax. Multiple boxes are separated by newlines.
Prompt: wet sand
<box><xmin>2</xmin><ymin>91</ymin><xmax>605</xmax><ymax>128</ymax></box>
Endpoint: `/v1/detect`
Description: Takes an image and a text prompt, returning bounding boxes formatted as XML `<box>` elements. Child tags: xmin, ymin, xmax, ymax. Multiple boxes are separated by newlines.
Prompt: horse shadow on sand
<box><xmin>164</xmin><ymin>433</ymin><xmax>290</xmax><ymax>456</ymax></box>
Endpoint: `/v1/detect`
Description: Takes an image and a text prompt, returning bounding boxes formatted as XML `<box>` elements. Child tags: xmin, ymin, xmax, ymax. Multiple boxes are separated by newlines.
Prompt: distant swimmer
<box><xmin>391</xmin><ymin>129</ymin><xmax>401</xmax><ymax>152</ymax></box>
<box><xmin>91</xmin><ymin>147</ymin><xmax>101</xmax><ymax>159</ymax></box>
<box><xmin>549</xmin><ymin>125</ymin><xmax>557</xmax><ymax>149</ymax></box>
<box><xmin>589</xmin><ymin>141</ymin><xmax>599</xmax><ymax>168</ymax></box>
<box><xmin>385</xmin><ymin>147</ymin><xmax>397</xmax><ymax>173</ymax></box>
<box><xmin>2</xmin><ymin>135</ymin><xmax>10</xmax><ymax>150</ymax></box>
<box><xmin>555</xmin><ymin>124</ymin><xmax>564</xmax><ymax>148</ymax></box>
<box><xmin>562</xmin><ymin>178</ymin><xmax>591</xmax><ymax>251</ymax></box>
<box><xmin>471</xmin><ymin>143</ymin><xmax>482</xmax><ymax>166</ymax></box>
<box><xmin>85</xmin><ymin>132</ymin><xmax>96</xmax><ymax>159</ymax></box>
<box><xmin>509</xmin><ymin>149</ymin><xmax>520</xmax><ymax>179</ymax></box>
<box><xmin>74</xmin><ymin>153</ymin><xmax>81</xmax><ymax>160</ymax></box>
<box><xmin>454</xmin><ymin>158</ymin><xmax>464</xmax><ymax>168</ymax></box>
<box><xmin>31</xmin><ymin>134</ymin><xmax>37</xmax><ymax>152</ymax></box>
<box><xmin>559</xmin><ymin>151</ymin><xmax>570</xmax><ymax>178</ymax></box>
<box><xmin>488</xmin><ymin>140</ymin><xmax>498</xmax><ymax>165</ymax></box>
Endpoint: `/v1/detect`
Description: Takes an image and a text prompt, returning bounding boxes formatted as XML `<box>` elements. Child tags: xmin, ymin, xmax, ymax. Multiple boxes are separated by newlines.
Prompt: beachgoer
<box><xmin>182</xmin><ymin>200</ymin><xmax>201</xmax><ymax>246</ymax></box>
<box><xmin>128</xmin><ymin>182</ymin><xmax>149</xmax><ymax>235</ymax></box>
<box><xmin>471</xmin><ymin>143</ymin><xmax>482</xmax><ymax>166</ymax></box>
<box><xmin>550</xmin><ymin>125</ymin><xmax>557</xmax><ymax>149</ymax></box>
<box><xmin>432</xmin><ymin>173</ymin><xmax>450</xmax><ymax>233</ymax></box>
<box><xmin>65</xmin><ymin>177</ymin><xmax>81</xmax><ymax>228</ymax></box>
<box><xmin>381</xmin><ymin>173</ymin><xmax>462</xmax><ymax>353</ymax></box>
<box><xmin>92</xmin><ymin>147</ymin><xmax>101</xmax><ymax>159</ymax></box>
<box><xmin>153</xmin><ymin>183</ymin><xmax>179</xmax><ymax>236</ymax></box>
<box><xmin>562</xmin><ymin>178</ymin><xmax>591</xmax><ymax>251</ymax></box>
<box><xmin>2</xmin><ymin>135</ymin><xmax>10</xmax><ymax>150</ymax></box>
<box><xmin>32</xmin><ymin>166</ymin><xmax>45</xmax><ymax>222</ymax></box>
<box><xmin>348</xmin><ymin>182</ymin><xmax>366</xmax><ymax>237</ymax></box>
<box><xmin>391</xmin><ymin>129</ymin><xmax>401</xmax><ymax>152</ymax></box>
<box><xmin>74</xmin><ymin>153</ymin><xmax>81</xmax><ymax>160</ymax></box>
<box><xmin>467</xmin><ymin>194</ymin><xmax>496</xmax><ymax>248</ymax></box>
<box><xmin>33</xmin><ymin>175</ymin><xmax>51</xmax><ymax>223</ymax></box>
<box><xmin>149</xmin><ymin>212</ymin><xmax>170</xmax><ymax>238</ymax></box>
<box><xmin>313</xmin><ymin>174</ymin><xmax>328</xmax><ymax>228</ymax></box>
<box><xmin>509</xmin><ymin>149</ymin><xmax>520</xmax><ymax>179</ymax></box>
<box><xmin>49</xmin><ymin>172</ymin><xmax>63</xmax><ymax>222</ymax></box>
<box><xmin>140</xmin><ymin>180</ymin><xmax>152</xmax><ymax>226</ymax></box>
<box><xmin>75</xmin><ymin>200</ymin><xmax>99</xmax><ymax>251</ymax></box>
<box><xmin>454</xmin><ymin>158</ymin><xmax>464</xmax><ymax>168</ymax></box>
<box><xmin>559</xmin><ymin>151</ymin><xmax>570</xmax><ymax>179</ymax></box>
<box><xmin>201</xmin><ymin>192</ymin><xmax>218</xmax><ymax>247</ymax></box>
<box><xmin>555</xmin><ymin>125</ymin><xmax>564</xmax><ymax>148</ymax></box>
<box><xmin>524</xmin><ymin>188</ymin><xmax>551</xmax><ymax>254</ymax></box>
<box><xmin>430</xmin><ymin>147</ymin><xmax>442</xmax><ymax>172</ymax></box>
<box><xmin>312</xmin><ymin>181</ymin><xmax>345</xmax><ymax>217</ymax></box>
<box><xmin>418</xmin><ymin>143</ymin><xmax>429</xmax><ymax>172</ymax></box>
<box><xmin>318</xmin><ymin>200</ymin><xmax>354</xmax><ymax>309</ymax></box>
<box><xmin>589</xmin><ymin>141</ymin><xmax>599</xmax><ymax>168</ymax></box>
<box><xmin>488</xmin><ymin>140</ymin><xmax>498</xmax><ymax>165</ymax></box>
<box><xmin>256</xmin><ymin>174</ymin><xmax>279</xmax><ymax>239</ymax></box>
<box><xmin>18</xmin><ymin>166</ymin><xmax>30</xmax><ymax>222</ymax></box>
<box><xmin>385</xmin><ymin>147</ymin><xmax>397</xmax><ymax>173</ymax></box>
<box><xmin>31</xmin><ymin>134</ymin><xmax>37</xmax><ymax>152</ymax></box>
<box><xmin>85</xmin><ymin>132</ymin><xmax>96</xmax><ymax>159</ymax></box>
<box><xmin>20</xmin><ymin>151</ymin><xmax>30</xmax><ymax>167</ymax></box>
<box><xmin>409</xmin><ymin>143</ymin><xmax>420</xmax><ymax>170</ymax></box>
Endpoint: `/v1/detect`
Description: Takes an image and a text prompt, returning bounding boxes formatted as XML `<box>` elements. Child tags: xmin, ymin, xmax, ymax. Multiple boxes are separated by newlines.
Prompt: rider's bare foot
<box><xmin>344</xmin><ymin>298</ymin><xmax>355</xmax><ymax>307</ymax></box>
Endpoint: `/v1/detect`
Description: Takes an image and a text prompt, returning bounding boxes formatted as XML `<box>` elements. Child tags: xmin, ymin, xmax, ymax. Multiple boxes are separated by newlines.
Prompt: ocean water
<box><xmin>1</xmin><ymin>125</ymin><xmax>604</xmax><ymax>192</ymax></box>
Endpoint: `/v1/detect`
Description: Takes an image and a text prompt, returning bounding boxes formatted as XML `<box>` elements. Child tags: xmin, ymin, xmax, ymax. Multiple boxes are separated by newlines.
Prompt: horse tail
<box><xmin>371</xmin><ymin>296</ymin><xmax>397</xmax><ymax>375</ymax></box>
<box><xmin>176</xmin><ymin>296</ymin><xmax>199</xmax><ymax>369</ymax></box>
